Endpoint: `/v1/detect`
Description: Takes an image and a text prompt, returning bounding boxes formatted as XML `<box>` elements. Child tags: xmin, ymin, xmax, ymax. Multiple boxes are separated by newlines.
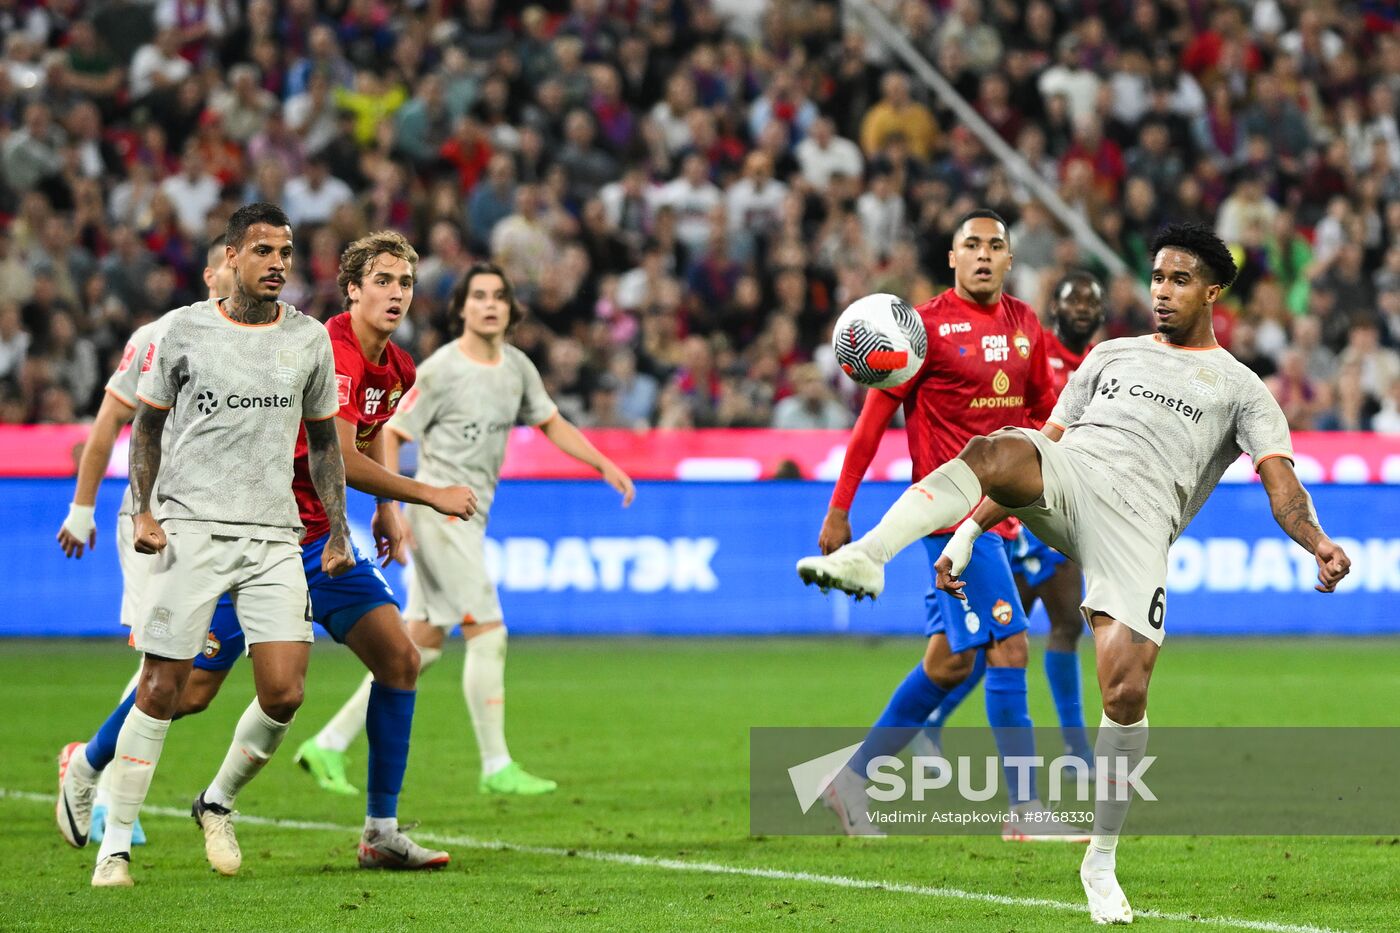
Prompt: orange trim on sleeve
<box><xmin>136</xmin><ymin>394</ymin><xmax>172</xmax><ymax>411</ymax></box>
<box><xmin>1253</xmin><ymin>452</ymin><xmax>1295</xmax><ymax>472</ymax></box>
<box><xmin>105</xmin><ymin>386</ymin><xmax>137</xmax><ymax>409</ymax></box>
<box><xmin>1046</xmin><ymin>420</ymin><xmax>1067</xmax><ymax>432</ymax></box>
<box><xmin>532</xmin><ymin>408</ymin><xmax>560</xmax><ymax>428</ymax></box>
<box><xmin>304</xmin><ymin>410</ymin><xmax>340</xmax><ymax>422</ymax></box>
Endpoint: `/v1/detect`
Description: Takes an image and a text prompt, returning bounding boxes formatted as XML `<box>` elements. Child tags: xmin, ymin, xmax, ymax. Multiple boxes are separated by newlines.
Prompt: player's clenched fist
<box><xmin>429</xmin><ymin>484</ymin><xmax>477</xmax><ymax>520</ymax></box>
<box><xmin>322</xmin><ymin>533</ymin><xmax>356</xmax><ymax>577</ymax></box>
<box><xmin>1313</xmin><ymin>538</ymin><xmax>1351</xmax><ymax>593</ymax></box>
<box><xmin>132</xmin><ymin>512</ymin><xmax>167</xmax><ymax>554</ymax></box>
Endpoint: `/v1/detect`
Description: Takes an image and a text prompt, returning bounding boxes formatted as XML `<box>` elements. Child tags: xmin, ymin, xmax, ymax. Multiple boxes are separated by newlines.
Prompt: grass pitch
<box><xmin>3</xmin><ymin>637</ymin><xmax>1397</xmax><ymax>932</ymax></box>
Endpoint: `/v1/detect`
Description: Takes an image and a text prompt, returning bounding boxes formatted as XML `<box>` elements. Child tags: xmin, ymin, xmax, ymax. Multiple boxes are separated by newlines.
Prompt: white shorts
<box><xmin>132</xmin><ymin>529</ymin><xmax>312</xmax><ymax>660</ymax></box>
<box><xmin>402</xmin><ymin>504</ymin><xmax>502</xmax><ymax>629</ymax></box>
<box><xmin>1006</xmin><ymin>428</ymin><xmax>1170</xmax><ymax>646</ymax></box>
<box><xmin>116</xmin><ymin>513</ymin><xmax>156</xmax><ymax>630</ymax></box>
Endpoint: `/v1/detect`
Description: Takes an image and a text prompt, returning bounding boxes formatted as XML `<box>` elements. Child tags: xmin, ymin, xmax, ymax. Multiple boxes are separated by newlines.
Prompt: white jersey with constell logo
<box><xmin>136</xmin><ymin>298</ymin><xmax>339</xmax><ymax>543</ymax></box>
<box><xmin>1047</xmin><ymin>334</ymin><xmax>1293</xmax><ymax>544</ymax></box>
<box><xmin>107</xmin><ymin>315</ymin><xmax>177</xmax><ymax>517</ymax></box>
<box><xmin>387</xmin><ymin>342</ymin><xmax>557</xmax><ymax>519</ymax></box>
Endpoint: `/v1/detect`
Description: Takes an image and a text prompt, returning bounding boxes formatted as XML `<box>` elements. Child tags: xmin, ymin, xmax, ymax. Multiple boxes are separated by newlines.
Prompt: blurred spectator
<box><xmin>795</xmin><ymin>116</ymin><xmax>863</xmax><ymax>190</ymax></box>
<box><xmin>860</xmin><ymin>72</ymin><xmax>939</xmax><ymax>159</ymax></box>
<box><xmin>771</xmin><ymin>363</ymin><xmax>853</xmax><ymax>429</ymax></box>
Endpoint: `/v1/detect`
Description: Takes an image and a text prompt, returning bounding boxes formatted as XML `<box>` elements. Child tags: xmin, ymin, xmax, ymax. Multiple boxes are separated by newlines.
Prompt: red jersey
<box><xmin>1041</xmin><ymin>330</ymin><xmax>1093</xmax><ymax>399</ymax></box>
<box><xmin>292</xmin><ymin>313</ymin><xmax>416</xmax><ymax>542</ymax></box>
<box><xmin>832</xmin><ymin>289</ymin><xmax>1056</xmax><ymax>539</ymax></box>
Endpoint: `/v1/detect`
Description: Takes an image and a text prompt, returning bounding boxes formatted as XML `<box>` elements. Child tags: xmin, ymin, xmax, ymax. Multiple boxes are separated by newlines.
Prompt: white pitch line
<box><xmin>3</xmin><ymin>788</ymin><xmax>1353</xmax><ymax>933</ymax></box>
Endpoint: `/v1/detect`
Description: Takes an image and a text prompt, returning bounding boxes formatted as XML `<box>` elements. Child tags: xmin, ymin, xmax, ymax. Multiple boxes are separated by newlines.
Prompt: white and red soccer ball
<box><xmin>831</xmin><ymin>293</ymin><xmax>927</xmax><ymax>389</ymax></box>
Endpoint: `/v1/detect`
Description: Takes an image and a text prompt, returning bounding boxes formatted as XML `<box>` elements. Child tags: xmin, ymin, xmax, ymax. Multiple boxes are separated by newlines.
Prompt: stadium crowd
<box><xmin>2</xmin><ymin>0</ymin><xmax>1400</xmax><ymax>434</ymax></box>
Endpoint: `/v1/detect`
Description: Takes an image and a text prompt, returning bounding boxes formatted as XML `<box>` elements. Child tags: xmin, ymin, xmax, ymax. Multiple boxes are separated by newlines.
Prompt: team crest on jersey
<box><xmin>991</xmin><ymin>599</ymin><xmax>1014</xmax><ymax>626</ymax></box>
<box><xmin>1189</xmin><ymin>367</ymin><xmax>1220</xmax><ymax>398</ymax></box>
<box><xmin>203</xmin><ymin>631</ymin><xmax>222</xmax><ymax>659</ymax></box>
<box><xmin>274</xmin><ymin>349</ymin><xmax>301</xmax><ymax>386</ymax></box>
<box><xmin>387</xmin><ymin>382</ymin><xmax>403</xmax><ymax>412</ymax></box>
<box><xmin>1013</xmin><ymin>331</ymin><xmax>1031</xmax><ymax>359</ymax></box>
<box><xmin>117</xmin><ymin>343</ymin><xmax>137</xmax><ymax>373</ymax></box>
<box><xmin>992</xmin><ymin>369</ymin><xmax>1011</xmax><ymax>395</ymax></box>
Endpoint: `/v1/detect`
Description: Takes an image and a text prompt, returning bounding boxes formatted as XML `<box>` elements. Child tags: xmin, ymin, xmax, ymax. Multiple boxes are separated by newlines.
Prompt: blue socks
<box><xmin>85</xmin><ymin>688</ymin><xmax>138</xmax><ymax>771</ymax></box>
<box><xmin>365</xmin><ymin>683</ymin><xmax>416</xmax><ymax>820</ymax></box>
<box><xmin>849</xmin><ymin>664</ymin><xmax>948</xmax><ymax>778</ymax></box>
<box><xmin>923</xmin><ymin>649</ymin><xmax>987</xmax><ymax>741</ymax></box>
<box><xmin>985</xmin><ymin>666</ymin><xmax>1037</xmax><ymax>804</ymax></box>
<box><xmin>1044</xmin><ymin>649</ymin><xmax>1092</xmax><ymax>761</ymax></box>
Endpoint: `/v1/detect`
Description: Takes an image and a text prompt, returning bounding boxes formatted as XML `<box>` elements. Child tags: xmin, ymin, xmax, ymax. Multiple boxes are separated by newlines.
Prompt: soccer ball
<box><xmin>831</xmin><ymin>293</ymin><xmax>927</xmax><ymax>389</ymax></box>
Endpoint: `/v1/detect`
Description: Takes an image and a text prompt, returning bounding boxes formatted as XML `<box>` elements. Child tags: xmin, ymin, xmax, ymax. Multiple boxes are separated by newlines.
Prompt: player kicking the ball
<box><xmin>298</xmin><ymin>262</ymin><xmax>634</xmax><ymax>797</ymax></box>
<box><xmin>796</xmin><ymin>223</ymin><xmax>1350</xmax><ymax>923</ymax></box>
<box><xmin>918</xmin><ymin>272</ymin><xmax>1105</xmax><ymax>769</ymax></box>
<box><xmin>801</xmin><ymin>209</ymin><xmax>1077</xmax><ymax>841</ymax></box>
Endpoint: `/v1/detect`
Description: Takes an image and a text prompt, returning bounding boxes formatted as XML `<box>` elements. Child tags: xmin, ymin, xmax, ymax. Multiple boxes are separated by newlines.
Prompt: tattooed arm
<box><xmin>1258</xmin><ymin>457</ymin><xmax>1350</xmax><ymax>593</ymax></box>
<box><xmin>129</xmin><ymin>401</ymin><xmax>170</xmax><ymax>554</ymax></box>
<box><xmin>304</xmin><ymin>416</ymin><xmax>355</xmax><ymax>576</ymax></box>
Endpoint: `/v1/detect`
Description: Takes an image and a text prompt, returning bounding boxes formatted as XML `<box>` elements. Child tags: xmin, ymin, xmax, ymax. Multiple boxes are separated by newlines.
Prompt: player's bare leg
<box><xmin>92</xmin><ymin>654</ymin><xmax>192</xmax><ymax>885</ymax></box>
<box><xmin>798</xmin><ymin>430</ymin><xmax>1045</xmax><ymax>594</ymax></box>
<box><xmin>194</xmin><ymin>641</ymin><xmax>309</xmax><ymax>876</ymax></box>
<box><xmin>1081</xmin><ymin>615</ymin><xmax>1159</xmax><ymax>925</ymax></box>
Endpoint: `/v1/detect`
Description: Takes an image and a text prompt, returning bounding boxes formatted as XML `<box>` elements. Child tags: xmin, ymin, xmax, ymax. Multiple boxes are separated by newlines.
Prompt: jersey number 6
<box><xmin>1148</xmin><ymin>587</ymin><xmax>1166</xmax><ymax>630</ymax></box>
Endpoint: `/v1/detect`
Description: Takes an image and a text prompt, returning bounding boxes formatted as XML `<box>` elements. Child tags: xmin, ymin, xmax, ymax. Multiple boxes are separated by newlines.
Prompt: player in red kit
<box><xmin>918</xmin><ymin>271</ymin><xmax>1105</xmax><ymax>771</ymax></box>
<box><xmin>799</xmin><ymin>210</ymin><xmax>1086</xmax><ymax>840</ymax></box>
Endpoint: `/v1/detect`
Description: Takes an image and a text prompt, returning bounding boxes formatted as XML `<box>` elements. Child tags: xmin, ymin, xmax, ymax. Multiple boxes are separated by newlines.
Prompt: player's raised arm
<box><xmin>58</xmin><ymin>392</ymin><xmax>136</xmax><ymax>558</ymax></box>
<box><xmin>538</xmin><ymin>412</ymin><xmax>635</xmax><ymax>506</ymax></box>
<box><xmin>1258</xmin><ymin>457</ymin><xmax>1350</xmax><ymax>592</ymax></box>
<box><xmin>820</xmin><ymin>388</ymin><xmax>903</xmax><ymax>553</ymax></box>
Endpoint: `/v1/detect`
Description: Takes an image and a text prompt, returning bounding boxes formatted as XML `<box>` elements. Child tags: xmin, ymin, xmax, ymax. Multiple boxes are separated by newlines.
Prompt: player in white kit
<box><xmin>796</xmin><ymin>223</ymin><xmax>1351</xmax><ymax>923</ymax></box>
<box><xmin>90</xmin><ymin>203</ymin><xmax>354</xmax><ymax>887</ymax></box>
<box><xmin>303</xmin><ymin>262</ymin><xmax>635</xmax><ymax>795</ymax></box>
<box><xmin>55</xmin><ymin>239</ymin><xmax>236</xmax><ymax>848</ymax></box>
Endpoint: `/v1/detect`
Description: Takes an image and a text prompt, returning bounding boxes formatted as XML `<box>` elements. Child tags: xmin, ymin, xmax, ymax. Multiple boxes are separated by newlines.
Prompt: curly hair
<box><xmin>1149</xmin><ymin>222</ymin><xmax>1238</xmax><ymax>287</ymax></box>
<box><xmin>337</xmin><ymin>230</ymin><xmax>420</xmax><ymax>311</ymax></box>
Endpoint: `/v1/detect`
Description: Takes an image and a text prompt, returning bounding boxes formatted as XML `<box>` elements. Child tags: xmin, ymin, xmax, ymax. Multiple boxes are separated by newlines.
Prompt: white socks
<box><xmin>96</xmin><ymin>706</ymin><xmax>169</xmax><ymax>860</ymax></box>
<box><xmin>854</xmin><ymin>458</ymin><xmax>983</xmax><ymax>563</ymax></box>
<box><xmin>95</xmin><ymin>668</ymin><xmax>144</xmax><ymax>810</ymax></box>
<box><xmin>204</xmin><ymin>700</ymin><xmax>292</xmax><ymax>809</ymax></box>
<box><xmin>465</xmin><ymin>627</ymin><xmax>510</xmax><ymax>775</ymax></box>
<box><xmin>315</xmin><ymin>645</ymin><xmax>442</xmax><ymax>753</ymax></box>
<box><xmin>1090</xmin><ymin>711</ymin><xmax>1149</xmax><ymax>854</ymax></box>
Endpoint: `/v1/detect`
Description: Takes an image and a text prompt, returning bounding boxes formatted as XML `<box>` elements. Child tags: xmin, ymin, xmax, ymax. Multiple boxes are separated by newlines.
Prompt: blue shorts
<box><xmin>198</xmin><ymin>537</ymin><xmax>398</xmax><ymax>669</ymax></box>
<box><xmin>1009</xmin><ymin>525</ymin><xmax>1068</xmax><ymax>589</ymax></box>
<box><xmin>922</xmin><ymin>532</ymin><xmax>1029</xmax><ymax>653</ymax></box>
